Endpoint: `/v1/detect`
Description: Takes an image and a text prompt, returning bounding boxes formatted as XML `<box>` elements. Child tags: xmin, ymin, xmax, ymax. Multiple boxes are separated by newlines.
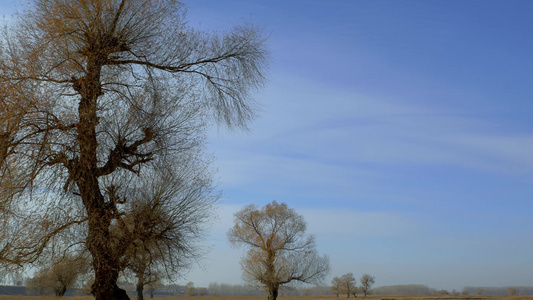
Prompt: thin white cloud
<box><xmin>211</xmin><ymin>72</ymin><xmax>533</xmax><ymax>193</ymax></box>
<box><xmin>301</xmin><ymin>208</ymin><xmax>419</xmax><ymax>238</ymax></box>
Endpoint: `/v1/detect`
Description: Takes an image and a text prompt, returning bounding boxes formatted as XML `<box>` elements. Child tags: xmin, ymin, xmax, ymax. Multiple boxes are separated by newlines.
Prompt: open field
<box><xmin>1</xmin><ymin>296</ymin><xmax>533</xmax><ymax>300</ymax></box>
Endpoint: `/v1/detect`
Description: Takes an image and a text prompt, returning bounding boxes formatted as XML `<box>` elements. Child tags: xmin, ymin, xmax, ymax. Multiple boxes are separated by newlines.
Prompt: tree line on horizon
<box><xmin>2</xmin><ymin>273</ymin><xmax>533</xmax><ymax>298</ymax></box>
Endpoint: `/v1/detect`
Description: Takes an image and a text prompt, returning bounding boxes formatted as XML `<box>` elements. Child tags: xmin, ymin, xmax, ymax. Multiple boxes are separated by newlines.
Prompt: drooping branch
<box><xmin>4</xmin><ymin>217</ymin><xmax>87</xmax><ymax>265</ymax></box>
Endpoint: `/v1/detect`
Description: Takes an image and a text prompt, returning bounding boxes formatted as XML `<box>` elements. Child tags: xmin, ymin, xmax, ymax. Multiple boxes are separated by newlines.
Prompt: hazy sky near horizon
<box><xmin>2</xmin><ymin>0</ymin><xmax>533</xmax><ymax>292</ymax></box>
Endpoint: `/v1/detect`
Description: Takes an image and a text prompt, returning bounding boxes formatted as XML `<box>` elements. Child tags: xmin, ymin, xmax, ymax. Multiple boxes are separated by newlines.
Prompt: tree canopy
<box><xmin>228</xmin><ymin>201</ymin><xmax>330</xmax><ymax>300</ymax></box>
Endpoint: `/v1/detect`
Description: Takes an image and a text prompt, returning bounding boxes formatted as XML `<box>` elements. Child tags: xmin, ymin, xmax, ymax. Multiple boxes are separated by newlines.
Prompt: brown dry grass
<box><xmin>0</xmin><ymin>297</ymin><xmax>93</xmax><ymax>300</ymax></box>
<box><xmin>1</xmin><ymin>296</ymin><xmax>532</xmax><ymax>300</ymax></box>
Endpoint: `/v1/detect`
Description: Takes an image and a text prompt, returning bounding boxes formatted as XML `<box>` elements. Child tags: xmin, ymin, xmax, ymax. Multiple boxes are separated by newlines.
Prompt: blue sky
<box><xmin>183</xmin><ymin>0</ymin><xmax>533</xmax><ymax>291</ymax></box>
<box><xmin>3</xmin><ymin>0</ymin><xmax>533</xmax><ymax>292</ymax></box>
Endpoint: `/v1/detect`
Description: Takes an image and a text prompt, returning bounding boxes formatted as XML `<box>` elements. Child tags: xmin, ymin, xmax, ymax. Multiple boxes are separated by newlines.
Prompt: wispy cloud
<box><xmin>212</xmin><ymin>71</ymin><xmax>533</xmax><ymax>194</ymax></box>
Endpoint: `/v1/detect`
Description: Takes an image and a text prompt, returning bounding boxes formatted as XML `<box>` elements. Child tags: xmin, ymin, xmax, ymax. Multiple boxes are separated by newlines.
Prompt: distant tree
<box><xmin>359</xmin><ymin>274</ymin><xmax>375</xmax><ymax>298</ymax></box>
<box><xmin>26</xmin><ymin>275</ymin><xmax>48</xmax><ymax>296</ymax></box>
<box><xmin>145</xmin><ymin>280</ymin><xmax>161</xmax><ymax>299</ymax></box>
<box><xmin>228</xmin><ymin>201</ymin><xmax>330</xmax><ymax>300</ymax></box>
<box><xmin>82</xmin><ymin>277</ymin><xmax>96</xmax><ymax>295</ymax></box>
<box><xmin>27</xmin><ymin>255</ymin><xmax>89</xmax><ymax>296</ymax></box>
<box><xmin>477</xmin><ymin>288</ymin><xmax>483</xmax><ymax>295</ymax></box>
<box><xmin>208</xmin><ymin>282</ymin><xmax>220</xmax><ymax>296</ymax></box>
<box><xmin>185</xmin><ymin>281</ymin><xmax>195</xmax><ymax>296</ymax></box>
<box><xmin>331</xmin><ymin>276</ymin><xmax>343</xmax><ymax>297</ymax></box>
<box><xmin>508</xmin><ymin>287</ymin><xmax>516</xmax><ymax>296</ymax></box>
<box><xmin>340</xmin><ymin>273</ymin><xmax>356</xmax><ymax>297</ymax></box>
<box><xmin>437</xmin><ymin>290</ymin><xmax>449</xmax><ymax>295</ymax></box>
<box><xmin>461</xmin><ymin>288</ymin><xmax>470</xmax><ymax>295</ymax></box>
<box><xmin>10</xmin><ymin>269</ymin><xmax>25</xmax><ymax>286</ymax></box>
<box><xmin>197</xmin><ymin>287</ymin><xmax>207</xmax><ymax>296</ymax></box>
<box><xmin>451</xmin><ymin>289</ymin><xmax>458</xmax><ymax>296</ymax></box>
<box><xmin>371</xmin><ymin>284</ymin><xmax>431</xmax><ymax>295</ymax></box>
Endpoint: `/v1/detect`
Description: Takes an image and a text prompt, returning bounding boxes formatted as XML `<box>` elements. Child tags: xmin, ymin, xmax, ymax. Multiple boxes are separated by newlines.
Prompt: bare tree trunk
<box><xmin>268</xmin><ymin>286</ymin><xmax>278</xmax><ymax>300</ymax></box>
<box><xmin>57</xmin><ymin>285</ymin><xmax>67</xmax><ymax>297</ymax></box>
<box><xmin>136</xmin><ymin>272</ymin><xmax>145</xmax><ymax>300</ymax></box>
<box><xmin>83</xmin><ymin>185</ymin><xmax>129</xmax><ymax>300</ymax></box>
<box><xmin>89</xmin><ymin>244</ymin><xmax>129</xmax><ymax>300</ymax></box>
<box><xmin>86</xmin><ymin>202</ymin><xmax>129</xmax><ymax>300</ymax></box>
<box><xmin>73</xmin><ymin>52</ymin><xmax>130</xmax><ymax>300</ymax></box>
<box><xmin>79</xmin><ymin>133</ymin><xmax>129</xmax><ymax>300</ymax></box>
<box><xmin>137</xmin><ymin>283</ymin><xmax>144</xmax><ymax>300</ymax></box>
<box><xmin>266</xmin><ymin>252</ymin><xmax>278</xmax><ymax>300</ymax></box>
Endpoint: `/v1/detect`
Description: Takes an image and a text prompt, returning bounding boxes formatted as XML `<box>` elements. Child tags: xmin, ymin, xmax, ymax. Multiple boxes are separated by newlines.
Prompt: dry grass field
<box><xmin>1</xmin><ymin>296</ymin><xmax>533</xmax><ymax>300</ymax></box>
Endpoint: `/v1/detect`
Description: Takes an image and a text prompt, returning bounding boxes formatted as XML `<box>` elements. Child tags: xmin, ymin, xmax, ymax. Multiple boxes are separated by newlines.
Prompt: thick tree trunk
<box><xmin>83</xmin><ymin>186</ymin><xmax>129</xmax><ymax>300</ymax></box>
<box><xmin>78</xmin><ymin>158</ymin><xmax>128</xmax><ymax>300</ymax></box>
<box><xmin>86</xmin><ymin>196</ymin><xmax>130</xmax><ymax>300</ymax></box>
<box><xmin>91</xmin><ymin>255</ymin><xmax>129</xmax><ymax>300</ymax></box>
<box><xmin>56</xmin><ymin>285</ymin><xmax>66</xmax><ymax>297</ymax></box>
<box><xmin>268</xmin><ymin>286</ymin><xmax>278</xmax><ymax>300</ymax></box>
<box><xmin>74</xmin><ymin>52</ymin><xmax>129</xmax><ymax>300</ymax></box>
<box><xmin>90</xmin><ymin>254</ymin><xmax>129</xmax><ymax>300</ymax></box>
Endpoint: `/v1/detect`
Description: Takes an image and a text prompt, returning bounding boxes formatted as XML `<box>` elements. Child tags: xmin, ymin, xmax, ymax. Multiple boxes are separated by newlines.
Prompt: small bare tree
<box><xmin>359</xmin><ymin>274</ymin><xmax>375</xmax><ymax>298</ymax></box>
<box><xmin>146</xmin><ymin>280</ymin><xmax>161</xmax><ymax>299</ymax></box>
<box><xmin>331</xmin><ymin>276</ymin><xmax>342</xmax><ymax>297</ymax></box>
<box><xmin>452</xmin><ymin>289</ymin><xmax>460</xmax><ymax>296</ymax></box>
<box><xmin>228</xmin><ymin>201</ymin><xmax>330</xmax><ymax>300</ymax></box>
<box><xmin>27</xmin><ymin>255</ymin><xmax>89</xmax><ymax>296</ymax></box>
<box><xmin>185</xmin><ymin>281</ymin><xmax>195</xmax><ymax>296</ymax></box>
<box><xmin>340</xmin><ymin>273</ymin><xmax>356</xmax><ymax>298</ymax></box>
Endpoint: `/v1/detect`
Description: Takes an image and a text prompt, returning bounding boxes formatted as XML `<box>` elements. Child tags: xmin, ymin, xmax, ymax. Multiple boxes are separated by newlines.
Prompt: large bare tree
<box><xmin>0</xmin><ymin>1</ymin><xmax>268</xmax><ymax>299</ymax></box>
<box><xmin>228</xmin><ymin>201</ymin><xmax>330</xmax><ymax>300</ymax></box>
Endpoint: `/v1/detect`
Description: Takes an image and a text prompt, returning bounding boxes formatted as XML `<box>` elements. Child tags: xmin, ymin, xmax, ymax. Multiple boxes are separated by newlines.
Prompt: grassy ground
<box><xmin>1</xmin><ymin>296</ymin><xmax>532</xmax><ymax>300</ymax></box>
